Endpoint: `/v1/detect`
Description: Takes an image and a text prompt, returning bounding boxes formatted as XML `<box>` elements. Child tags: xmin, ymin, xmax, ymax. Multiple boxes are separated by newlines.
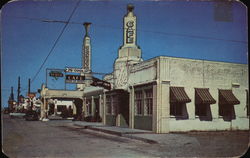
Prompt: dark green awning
<box><xmin>170</xmin><ymin>87</ymin><xmax>191</xmax><ymax>103</ymax></box>
<box><xmin>195</xmin><ymin>88</ymin><xmax>216</xmax><ymax>104</ymax></box>
<box><xmin>219</xmin><ymin>89</ymin><xmax>240</xmax><ymax>105</ymax></box>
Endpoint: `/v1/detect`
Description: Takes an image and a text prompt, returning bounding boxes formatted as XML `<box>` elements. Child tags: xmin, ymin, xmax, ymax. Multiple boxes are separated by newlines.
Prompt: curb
<box><xmin>73</xmin><ymin>123</ymin><xmax>158</xmax><ymax>144</ymax></box>
<box><xmin>88</xmin><ymin>126</ymin><xmax>123</xmax><ymax>136</ymax></box>
<box><xmin>122</xmin><ymin>134</ymin><xmax>158</xmax><ymax>144</ymax></box>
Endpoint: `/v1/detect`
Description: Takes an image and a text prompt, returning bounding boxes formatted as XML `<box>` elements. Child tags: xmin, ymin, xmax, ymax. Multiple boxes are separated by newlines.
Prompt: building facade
<box><xmin>39</xmin><ymin>4</ymin><xmax>248</xmax><ymax>133</ymax></box>
<box><xmin>83</xmin><ymin>4</ymin><xmax>249</xmax><ymax>133</ymax></box>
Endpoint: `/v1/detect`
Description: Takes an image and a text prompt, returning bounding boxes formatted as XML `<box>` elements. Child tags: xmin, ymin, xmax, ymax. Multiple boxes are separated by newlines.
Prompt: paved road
<box><xmin>2</xmin><ymin>114</ymin><xmax>249</xmax><ymax>158</ymax></box>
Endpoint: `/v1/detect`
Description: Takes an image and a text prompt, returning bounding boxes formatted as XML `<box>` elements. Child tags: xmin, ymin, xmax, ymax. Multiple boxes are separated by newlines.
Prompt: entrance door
<box><xmin>48</xmin><ymin>104</ymin><xmax>55</xmax><ymax>115</ymax></box>
<box><xmin>74</xmin><ymin>99</ymin><xmax>83</xmax><ymax>120</ymax></box>
<box><xmin>94</xmin><ymin>98</ymin><xmax>101</xmax><ymax>122</ymax></box>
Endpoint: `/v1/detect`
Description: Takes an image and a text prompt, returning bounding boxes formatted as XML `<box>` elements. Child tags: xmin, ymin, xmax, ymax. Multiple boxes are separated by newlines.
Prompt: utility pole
<box><xmin>28</xmin><ymin>78</ymin><xmax>31</xmax><ymax>94</ymax></box>
<box><xmin>11</xmin><ymin>86</ymin><xmax>14</xmax><ymax>100</ymax></box>
<box><xmin>17</xmin><ymin>76</ymin><xmax>20</xmax><ymax>111</ymax></box>
<box><xmin>28</xmin><ymin>78</ymin><xmax>33</xmax><ymax>110</ymax></box>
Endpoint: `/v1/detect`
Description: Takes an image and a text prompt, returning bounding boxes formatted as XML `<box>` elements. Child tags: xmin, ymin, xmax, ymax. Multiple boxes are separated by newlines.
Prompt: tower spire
<box><xmin>123</xmin><ymin>4</ymin><xmax>137</xmax><ymax>47</ymax></box>
<box><xmin>82</xmin><ymin>22</ymin><xmax>92</xmax><ymax>72</ymax></box>
<box><xmin>114</xmin><ymin>4</ymin><xmax>142</xmax><ymax>89</ymax></box>
<box><xmin>84</xmin><ymin>22</ymin><xmax>91</xmax><ymax>37</ymax></box>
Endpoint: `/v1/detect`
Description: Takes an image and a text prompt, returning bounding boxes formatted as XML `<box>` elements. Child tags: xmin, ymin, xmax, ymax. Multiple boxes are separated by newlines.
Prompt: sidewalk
<box><xmin>73</xmin><ymin>121</ymin><xmax>157</xmax><ymax>144</ymax></box>
<box><xmin>48</xmin><ymin>115</ymin><xmax>74</xmax><ymax>120</ymax></box>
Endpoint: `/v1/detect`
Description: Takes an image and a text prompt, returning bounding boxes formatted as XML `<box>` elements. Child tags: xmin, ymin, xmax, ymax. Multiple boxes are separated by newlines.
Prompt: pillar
<box><xmin>43</xmin><ymin>97</ymin><xmax>48</xmax><ymax>119</ymax></box>
<box><xmin>53</xmin><ymin>99</ymin><xmax>57</xmax><ymax>115</ymax></box>
<box><xmin>91</xmin><ymin>96</ymin><xmax>95</xmax><ymax>116</ymax></box>
<box><xmin>153</xmin><ymin>81</ymin><xmax>170</xmax><ymax>133</ymax></box>
<box><xmin>81</xmin><ymin>97</ymin><xmax>86</xmax><ymax>117</ymax></box>
<box><xmin>103</xmin><ymin>92</ymin><xmax>106</xmax><ymax>124</ymax></box>
<box><xmin>129</xmin><ymin>86</ymin><xmax>135</xmax><ymax>129</ymax></box>
<box><xmin>40</xmin><ymin>97</ymin><xmax>45</xmax><ymax>119</ymax></box>
<box><xmin>99</xmin><ymin>95</ymin><xmax>103</xmax><ymax>120</ymax></box>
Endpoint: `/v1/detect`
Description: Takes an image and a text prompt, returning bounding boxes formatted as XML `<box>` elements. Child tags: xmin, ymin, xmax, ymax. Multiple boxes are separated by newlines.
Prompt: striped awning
<box><xmin>170</xmin><ymin>87</ymin><xmax>191</xmax><ymax>103</ymax></box>
<box><xmin>195</xmin><ymin>88</ymin><xmax>216</xmax><ymax>104</ymax></box>
<box><xmin>219</xmin><ymin>89</ymin><xmax>240</xmax><ymax>105</ymax></box>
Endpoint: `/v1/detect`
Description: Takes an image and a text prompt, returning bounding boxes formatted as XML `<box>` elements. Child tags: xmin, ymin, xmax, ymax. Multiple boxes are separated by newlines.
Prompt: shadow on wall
<box><xmin>175</xmin><ymin>103</ymin><xmax>189</xmax><ymax>120</ymax></box>
<box><xmin>198</xmin><ymin>105</ymin><xmax>213</xmax><ymax>121</ymax></box>
<box><xmin>221</xmin><ymin>105</ymin><xmax>236</xmax><ymax>121</ymax></box>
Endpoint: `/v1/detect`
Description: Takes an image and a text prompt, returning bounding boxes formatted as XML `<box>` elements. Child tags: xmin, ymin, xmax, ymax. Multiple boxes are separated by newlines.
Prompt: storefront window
<box><xmin>106</xmin><ymin>96</ymin><xmax>111</xmax><ymax>114</ymax></box>
<box><xmin>112</xmin><ymin>95</ymin><xmax>118</xmax><ymax>115</ymax></box>
<box><xmin>145</xmin><ymin>89</ymin><xmax>153</xmax><ymax>115</ymax></box>
<box><xmin>135</xmin><ymin>91</ymin><xmax>143</xmax><ymax>115</ymax></box>
<box><xmin>86</xmin><ymin>99</ymin><xmax>92</xmax><ymax>115</ymax></box>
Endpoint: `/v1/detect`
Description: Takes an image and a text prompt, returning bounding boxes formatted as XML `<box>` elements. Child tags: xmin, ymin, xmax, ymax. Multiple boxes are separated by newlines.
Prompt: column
<box><xmin>129</xmin><ymin>86</ymin><xmax>135</xmax><ymax>129</ymax></box>
<box><xmin>81</xmin><ymin>97</ymin><xmax>86</xmax><ymax>117</ymax></box>
<box><xmin>44</xmin><ymin>97</ymin><xmax>48</xmax><ymax>119</ymax></box>
<box><xmin>73</xmin><ymin>100</ymin><xmax>77</xmax><ymax>115</ymax></box>
<box><xmin>153</xmin><ymin>81</ymin><xmax>170</xmax><ymax>133</ymax></box>
<box><xmin>103</xmin><ymin>92</ymin><xmax>106</xmax><ymax>124</ymax></box>
<box><xmin>54</xmin><ymin>101</ymin><xmax>57</xmax><ymax>115</ymax></box>
<box><xmin>99</xmin><ymin>95</ymin><xmax>103</xmax><ymax>120</ymax></box>
<box><xmin>91</xmin><ymin>96</ymin><xmax>95</xmax><ymax>116</ymax></box>
<box><xmin>40</xmin><ymin>97</ymin><xmax>45</xmax><ymax>120</ymax></box>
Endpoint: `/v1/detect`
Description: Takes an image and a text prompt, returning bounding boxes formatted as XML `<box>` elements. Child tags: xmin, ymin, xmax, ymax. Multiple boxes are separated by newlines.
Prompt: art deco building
<box><xmin>83</xmin><ymin>4</ymin><xmax>249</xmax><ymax>133</ymax></box>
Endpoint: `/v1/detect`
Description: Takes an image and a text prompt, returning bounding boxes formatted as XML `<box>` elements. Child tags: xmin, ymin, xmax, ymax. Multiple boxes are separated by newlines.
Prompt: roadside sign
<box><xmin>65</xmin><ymin>75</ymin><xmax>85</xmax><ymax>84</ymax></box>
<box><xmin>65</xmin><ymin>67</ymin><xmax>89</xmax><ymax>73</ymax></box>
<box><xmin>49</xmin><ymin>71</ymin><xmax>64</xmax><ymax>77</ymax></box>
<box><xmin>91</xmin><ymin>77</ymin><xmax>111</xmax><ymax>90</ymax></box>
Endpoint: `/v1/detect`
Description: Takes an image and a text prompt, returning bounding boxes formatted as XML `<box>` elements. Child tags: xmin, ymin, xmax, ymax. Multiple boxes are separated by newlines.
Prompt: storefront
<box><xmin>105</xmin><ymin>89</ymin><xmax>129</xmax><ymax>127</ymax></box>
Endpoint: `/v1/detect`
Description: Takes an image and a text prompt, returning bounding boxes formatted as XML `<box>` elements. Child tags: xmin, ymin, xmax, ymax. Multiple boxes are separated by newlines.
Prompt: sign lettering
<box><xmin>65</xmin><ymin>67</ymin><xmax>87</xmax><ymax>73</ymax></box>
<box><xmin>91</xmin><ymin>77</ymin><xmax>111</xmax><ymax>90</ymax></box>
<box><xmin>49</xmin><ymin>71</ymin><xmax>64</xmax><ymax>77</ymax></box>
<box><xmin>84</xmin><ymin>45</ymin><xmax>90</xmax><ymax>69</ymax></box>
<box><xmin>126</xmin><ymin>21</ymin><xmax>134</xmax><ymax>44</ymax></box>
<box><xmin>66</xmin><ymin>75</ymin><xmax>85</xmax><ymax>84</ymax></box>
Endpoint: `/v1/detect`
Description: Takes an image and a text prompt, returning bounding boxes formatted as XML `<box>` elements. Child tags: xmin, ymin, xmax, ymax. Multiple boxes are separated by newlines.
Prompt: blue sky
<box><xmin>1</xmin><ymin>0</ymin><xmax>247</xmax><ymax>107</ymax></box>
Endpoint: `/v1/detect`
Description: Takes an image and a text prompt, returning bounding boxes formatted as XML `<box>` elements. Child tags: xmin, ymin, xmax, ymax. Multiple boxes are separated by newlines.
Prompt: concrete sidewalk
<box><xmin>73</xmin><ymin>121</ymin><xmax>157</xmax><ymax>144</ymax></box>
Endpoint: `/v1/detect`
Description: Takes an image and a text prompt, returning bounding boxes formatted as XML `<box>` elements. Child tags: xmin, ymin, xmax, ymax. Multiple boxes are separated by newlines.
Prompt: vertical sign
<box><xmin>126</xmin><ymin>21</ymin><xmax>134</xmax><ymax>43</ymax></box>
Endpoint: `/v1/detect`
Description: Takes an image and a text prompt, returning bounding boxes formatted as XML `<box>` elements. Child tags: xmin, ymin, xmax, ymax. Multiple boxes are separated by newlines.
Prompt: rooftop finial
<box><xmin>83</xmin><ymin>22</ymin><xmax>91</xmax><ymax>36</ymax></box>
<box><xmin>127</xmin><ymin>4</ymin><xmax>134</xmax><ymax>12</ymax></box>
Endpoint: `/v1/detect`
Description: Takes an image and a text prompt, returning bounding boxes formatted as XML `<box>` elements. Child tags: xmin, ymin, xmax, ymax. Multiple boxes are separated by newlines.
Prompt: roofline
<box><xmin>142</xmin><ymin>55</ymin><xmax>247</xmax><ymax>65</ymax></box>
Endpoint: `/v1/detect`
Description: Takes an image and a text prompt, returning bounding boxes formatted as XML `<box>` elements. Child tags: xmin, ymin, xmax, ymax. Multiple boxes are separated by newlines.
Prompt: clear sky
<box><xmin>1</xmin><ymin>0</ymin><xmax>247</xmax><ymax>107</ymax></box>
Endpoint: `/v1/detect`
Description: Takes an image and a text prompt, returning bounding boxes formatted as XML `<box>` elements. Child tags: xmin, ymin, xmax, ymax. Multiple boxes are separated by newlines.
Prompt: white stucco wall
<box><xmin>128</xmin><ymin>58</ymin><xmax>157</xmax><ymax>85</ymax></box>
<box><xmin>156</xmin><ymin>56</ymin><xmax>248</xmax><ymax>131</ymax></box>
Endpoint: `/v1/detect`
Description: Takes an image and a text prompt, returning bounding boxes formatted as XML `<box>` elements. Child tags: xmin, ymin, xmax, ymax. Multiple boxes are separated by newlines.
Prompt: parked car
<box><xmin>3</xmin><ymin>107</ymin><xmax>10</xmax><ymax>114</ymax></box>
<box><xmin>24</xmin><ymin>110</ymin><xmax>39</xmax><ymax>121</ymax></box>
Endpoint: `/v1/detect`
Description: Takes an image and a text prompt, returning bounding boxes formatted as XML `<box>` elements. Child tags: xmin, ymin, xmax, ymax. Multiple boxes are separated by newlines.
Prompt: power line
<box><xmin>31</xmin><ymin>0</ymin><xmax>81</xmax><ymax>83</ymax></box>
<box><xmin>10</xmin><ymin>15</ymin><xmax>247</xmax><ymax>44</ymax></box>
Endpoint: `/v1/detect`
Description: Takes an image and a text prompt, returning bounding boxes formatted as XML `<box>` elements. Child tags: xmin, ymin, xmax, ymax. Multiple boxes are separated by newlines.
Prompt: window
<box><xmin>195</xmin><ymin>88</ymin><xmax>216</xmax><ymax>117</ymax></box>
<box><xmin>144</xmin><ymin>89</ymin><xmax>153</xmax><ymax>115</ymax></box>
<box><xmin>86</xmin><ymin>99</ymin><xmax>92</xmax><ymax>115</ymax></box>
<box><xmin>219</xmin><ymin>104</ymin><xmax>232</xmax><ymax>116</ymax></box>
<box><xmin>218</xmin><ymin>89</ymin><xmax>239</xmax><ymax>117</ymax></box>
<box><xmin>195</xmin><ymin>104</ymin><xmax>207</xmax><ymax>116</ymax></box>
<box><xmin>106</xmin><ymin>96</ymin><xmax>111</xmax><ymax>114</ymax></box>
<box><xmin>170</xmin><ymin>103</ymin><xmax>183</xmax><ymax>116</ymax></box>
<box><xmin>111</xmin><ymin>95</ymin><xmax>118</xmax><ymax>115</ymax></box>
<box><xmin>135</xmin><ymin>91</ymin><xmax>143</xmax><ymax>115</ymax></box>
<box><xmin>170</xmin><ymin>87</ymin><xmax>191</xmax><ymax>117</ymax></box>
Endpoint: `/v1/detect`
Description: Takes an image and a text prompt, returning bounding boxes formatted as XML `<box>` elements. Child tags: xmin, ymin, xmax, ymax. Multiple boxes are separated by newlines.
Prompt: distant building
<box><xmin>8</xmin><ymin>87</ymin><xmax>15</xmax><ymax>112</ymax></box>
<box><xmin>83</xmin><ymin>4</ymin><xmax>249</xmax><ymax>133</ymax></box>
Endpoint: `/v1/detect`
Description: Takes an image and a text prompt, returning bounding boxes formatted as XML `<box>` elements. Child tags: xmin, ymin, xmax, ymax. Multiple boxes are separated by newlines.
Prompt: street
<box><xmin>2</xmin><ymin>114</ymin><xmax>249</xmax><ymax>158</ymax></box>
